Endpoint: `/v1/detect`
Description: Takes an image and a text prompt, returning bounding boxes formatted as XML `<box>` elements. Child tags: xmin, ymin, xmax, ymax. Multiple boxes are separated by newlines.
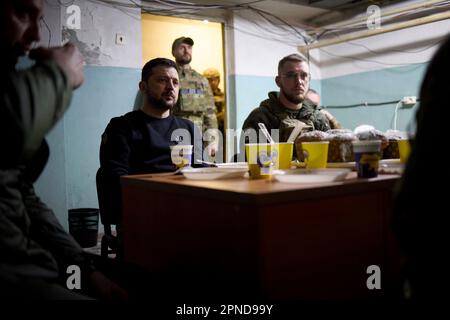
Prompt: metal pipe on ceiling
<box><xmin>299</xmin><ymin>10</ymin><xmax>450</xmax><ymax>52</ymax></box>
<box><xmin>317</xmin><ymin>0</ymin><xmax>446</xmax><ymax>30</ymax></box>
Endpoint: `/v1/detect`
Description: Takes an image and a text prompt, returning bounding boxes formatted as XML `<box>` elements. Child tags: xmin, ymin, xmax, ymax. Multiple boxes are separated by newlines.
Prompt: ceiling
<box><xmin>139</xmin><ymin>0</ymin><xmax>449</xmax><ymax>42</ymax></box>
<box><xmin>147</xmin><ymin>0</ymin><xmax>415</xmax><ymax>27</ymax></box>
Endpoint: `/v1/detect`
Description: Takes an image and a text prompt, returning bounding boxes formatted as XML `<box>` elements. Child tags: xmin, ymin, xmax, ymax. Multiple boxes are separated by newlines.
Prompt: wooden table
<box><xmin>121</xmin><ymin>172</ymin><xmax>402</xmax><ymax>300</ymax></box>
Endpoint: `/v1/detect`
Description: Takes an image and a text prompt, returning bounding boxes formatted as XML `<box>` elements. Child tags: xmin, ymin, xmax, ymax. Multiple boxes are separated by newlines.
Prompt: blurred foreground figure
<box><xmin>392</xmin><ymin>34</ymin><xmax>450</xmax><ymax>301</ymax></box>
<box><xmin>0</xmin><ymin>0</ymin><xmax>126</xmax><ymax>300</ymax></box>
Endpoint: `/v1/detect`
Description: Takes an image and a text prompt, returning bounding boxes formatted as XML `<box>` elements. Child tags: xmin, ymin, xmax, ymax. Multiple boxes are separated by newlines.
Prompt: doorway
<box><xmin>141</xmin><ymin>14</ymin><xmax>227</xmax><ymax>160</ymax></box>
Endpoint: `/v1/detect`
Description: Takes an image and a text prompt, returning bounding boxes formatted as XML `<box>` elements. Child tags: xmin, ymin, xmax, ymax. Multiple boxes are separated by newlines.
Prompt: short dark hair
<box><xmin>141</xmin><ymin>58</ymin><xmax>177</xmax><ymax>81</ymax></box>
<box><xmin>278</xmin><ymin>53</ymin><xmax>308</xmax><ymax>75</ymax></box>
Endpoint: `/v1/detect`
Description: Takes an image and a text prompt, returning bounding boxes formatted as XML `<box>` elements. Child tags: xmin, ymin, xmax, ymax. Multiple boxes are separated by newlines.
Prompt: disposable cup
<box><xmin>245</xmin><ymin>142</ymin><xmax>293</xmax><ymax>179</ymax></box>
<box><xmin>170</xmin><ymin>145</ymin><xmax>193</xmax><ymax>169</ymax></box>
<box><xmin>352</xmin><ymin>140</ymin><xmax>381</xmax><ymax>178</ymax></box>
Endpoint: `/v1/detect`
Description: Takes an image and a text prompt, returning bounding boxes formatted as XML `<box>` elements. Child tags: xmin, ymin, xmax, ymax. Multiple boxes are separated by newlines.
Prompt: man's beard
<box><xmin>282</xmin><ymin>89</ymin><xmax>305</xmax><ymax>105</ymax></box>
<box><xmin>147</xmin><ymin>94</ymin><xmax>175</xmax><ymax>111</ymax></box>
<box><xmin>177</xmin><ymin>56</ymin><xmax>191</xmax><ymax>65</ymax></box>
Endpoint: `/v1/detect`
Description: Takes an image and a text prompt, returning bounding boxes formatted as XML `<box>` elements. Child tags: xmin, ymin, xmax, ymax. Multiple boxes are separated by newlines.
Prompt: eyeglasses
<box><xmin>281</xmin><ymin>72</ymin><xmax>310</xmax><ymax>82</ymax></box>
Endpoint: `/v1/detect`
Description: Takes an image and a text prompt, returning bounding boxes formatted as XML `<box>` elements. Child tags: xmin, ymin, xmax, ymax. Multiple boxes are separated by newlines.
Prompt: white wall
<box><xmin>224</xmin><ymin>10</ymin><xmax>319</xmax><ymax>158</ymax></box>
<box><xmin>228</xmin><ymin>9</ymin><xmax>320</xmax><ymax>78</ymax></box>
<box><xmin>60</xmin><ymin>0</ymin><xmax>142</xmax><ymax>68</ymax></box>
<box><xmin>310</xmin><ymin>19</ymin><xmax>450</xmax><ymax>132</ymax></box>
<box><xmin>314</xmin><ymin>19</ymin><xmax>450</xmax><ymax>79</ymax></box>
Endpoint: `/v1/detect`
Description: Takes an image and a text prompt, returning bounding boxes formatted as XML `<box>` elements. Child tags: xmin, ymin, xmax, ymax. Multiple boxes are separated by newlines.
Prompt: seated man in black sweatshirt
<box><xmin>99</xmin><ymin>58</ymin><xmax>202</xmax><ymax>232</ymax></box>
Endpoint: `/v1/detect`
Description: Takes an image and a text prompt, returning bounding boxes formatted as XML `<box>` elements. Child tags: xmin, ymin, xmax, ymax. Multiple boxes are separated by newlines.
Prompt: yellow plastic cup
<box><xmin>245</xmin><ymin>142</ymin><xmax>293</xmax><ymax>179</ymax></box>
<box><xmin>277</xmin><ymin>142</ymin><xmax>294</xmax><ymax>169</ymax></box>
<box><xmin>397</xmin><ymin>139</ymin><xmax>411</xmax><ymax>163</ymax></box>
<box><xmin>170</xmin><ymin>145</ymin><xmax>193</xmax><ymax>168</ymax></box>
<box><xmin>301</xmin><ymin>141</ymin><xmax>329</xmax><ymax>169</ymax></box>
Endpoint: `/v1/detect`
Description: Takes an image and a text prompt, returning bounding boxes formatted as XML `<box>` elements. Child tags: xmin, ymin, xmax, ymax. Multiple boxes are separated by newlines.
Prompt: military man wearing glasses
<box><xmin>242</xmin><ymin>54</ymin><xmax>330</xmax><ymax>142</ymax></box>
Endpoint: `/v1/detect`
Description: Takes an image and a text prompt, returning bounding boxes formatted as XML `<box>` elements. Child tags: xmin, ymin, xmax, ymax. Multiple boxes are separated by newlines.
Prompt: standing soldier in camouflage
<box><xmin>203</xmin><ymin>67</ymin><xmax>225</xmax><ymax>139</ymax></box>
<box><xmin>171</xmin><ymin>37</ymin><xmax>219</xmax><ymax>157</ymax></box>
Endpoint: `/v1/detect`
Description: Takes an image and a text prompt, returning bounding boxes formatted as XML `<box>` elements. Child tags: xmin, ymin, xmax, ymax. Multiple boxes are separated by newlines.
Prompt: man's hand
<box><xmin>29</xmin><ymin>43</ymin><xmax>85</xmax><ymax>89</ymax></box>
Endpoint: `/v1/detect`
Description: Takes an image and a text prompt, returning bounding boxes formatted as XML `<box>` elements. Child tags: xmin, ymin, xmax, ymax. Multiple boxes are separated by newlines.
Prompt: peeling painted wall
<box><xmin>35</xmin><ymin>0</ymin><xmax>143</xmax><ymax>230</ymax></box>
<box><xmin>60</xmin><ymin>0</ymin><xmax>142</xmax><ymax>68</ymax></box>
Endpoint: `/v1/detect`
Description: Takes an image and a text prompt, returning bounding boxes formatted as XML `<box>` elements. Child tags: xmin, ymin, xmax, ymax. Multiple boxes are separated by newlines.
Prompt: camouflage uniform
<box><xmin>242</xmin><ymin>91</ymin><xmax>331</xmax><ymax>143</ymax></box>
<box><xmin>203</xmin><ymin>68</ymin><xmax>225</xmax><ymax>135</ymax></box>
<box><xmin>173</xmin><ymin>67</ymin><xmax>218</xmax><ymax>134</ymax></box>
<box><xmin>320</xmin><ymin>109</ymin><xmax>342</xmax><ymax>129</ymax></box>
<box><xmin>315</xmin><ymin>105</ymin><xmax>342</xmax><ymax>129</ymax></box>
<box><xmin>212</xmin><ymin>87</ymin><xmax>225</xmax><ymax>134</ymax></box>
<box><xmin>240</xmin><ymin>91</ymin><xmax>331</xmax><ymax>160</ymax></box>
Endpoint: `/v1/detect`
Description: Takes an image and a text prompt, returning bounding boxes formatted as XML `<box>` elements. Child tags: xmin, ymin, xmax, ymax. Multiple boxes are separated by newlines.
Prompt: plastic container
<box><xmin>352</xmin><ymin>140</ymin><xmax>382</xmax><ymax>178</ymax></box>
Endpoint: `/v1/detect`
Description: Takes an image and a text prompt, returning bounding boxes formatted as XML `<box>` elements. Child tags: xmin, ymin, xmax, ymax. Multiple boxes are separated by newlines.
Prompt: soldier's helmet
<box><xmin>203</xmin><ymin>68</ymin><xmax>220</xmax><ymax>79</ymax></box>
